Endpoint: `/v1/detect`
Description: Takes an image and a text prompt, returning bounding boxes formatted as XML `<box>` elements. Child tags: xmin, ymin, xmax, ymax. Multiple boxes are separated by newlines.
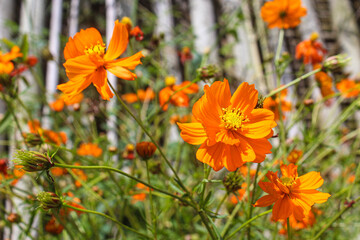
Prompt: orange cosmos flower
<box><xmin>178</xmin><ymin>79</ymin><xmax>276</xmax><ymax>171</ymax></box>
<box><xmin>73</xmin><ymin>162</ymin><xmax>87</xmax><ymax>188</ymax></box>
<box><xmin>254</xmin><ymin>163</ymin><xmax>331</xmax><ymax>221</ymax></box>
<box><xmin>130</xmin><ymin>26</ymin><xmax>144</xmax><ymax>41</ymax></box>
<box><xmin>278</xmin><ymin>209</ymin><xmax>317</xmax><ymax>235</ymax></box>
<box><xmin>313</xmin><ymin>64</ymin><xmax>335</xmax><ymax>99</ymax></box>
<box><xmin>123</xmin><ymin>143</ymin><xmax>135</xmax><ymax>160</ymax></box>
<box><xmin>27</xmin><ymin>120</ymin><xmax>67</xmax><ymax>146</ymax></box>
<box><xmin>45</xmin><ymin>216</ymin><xmax>64</xmax><ymax>235</ymax></box>
<box><xmin>131</xmin><ymin>183</ymin><xmax>149</xmax><ymax>203</ymax></box>
<box><xmin>179</xmin><ymin>46</ymin><xmax>193</xmax><ymax>64</ymax></box>
<box><xmin>261</xmin><ymin>0</ymin><xmax>307</xmax><ymax>29</ymax></box>
<box><xmin>170</xmin><ymin>114</ymin><xmax>193</xmax><ymax>124</ymax></box>
<box><xmin>0</xmin><ymin>159</ymin><xmax>25</xmax><ymax>186</ymax></box>
<box><xmin>263</xmin><ymin>88</ymin><xmax>291</xmax><ymax>121</ymax></box>
<box><xmin>296</xmin><ymin>33</ymin><xmax>327</xmax><ymax>65</ymax></box>
<box><xmin>77</xmin><ymin>143</ymin><xmax>102</xmax><ymax>157</ymax></box>
<box><xmin>50</xmin><ymin>167</ymin><xmax>68</xmax><ymax>177</ymax></box>
<box><xmin>287</xmin><ymin>149</ymin><xmax>303</xmax><ymax>164</ymax></box>
<box><xmin>57</xmin><ymin>20</ymin><xmax>144</xmax><ymax>102</ymax></box>
<box><xmin>0</xmin><ymin>46</ymin><xmax>23</xmax><ymax>74</ymax></box>
<box><xmin>50</xmin><ymin>93</ymin><xmax>84</xmax><ymax>111</ymax></box>
<box><xmin>159</xmin><ymin>80</ymin><xmax>199</xmax><ymax>111</ymax></box>
<box><xmin>122</xmin><ymin>88</ymin><xmax>155</xmax><ymax>104</ymax></box>
<box><xmin>336</xmin><ymin>79</ymin><xmax>360</xmax><ymax>98</ymax></box>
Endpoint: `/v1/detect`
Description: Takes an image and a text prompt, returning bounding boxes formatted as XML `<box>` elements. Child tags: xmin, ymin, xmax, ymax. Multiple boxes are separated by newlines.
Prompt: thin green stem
<box><xmin>215</xmin><ymin>193</ymin><xmax>228</xmax><ymax>216</ymax></box>
<box><xmin>63</xmin><ymin>203</ymin><xmax>151</xmax><ymax>239</ymax></box>
<box><xmin>247</xmin><ymin>163</ymin><xmax>261</xmax><ymax>239</ymax></box>
<box><xmin>287</xmin><ymin>217</ymin><xmax>291</xmax><ymax>240</ymax></box>
<box><xmin>108</xmin><ymin>81</ymin><xmax>188</xmax><ymax>194</ymax></box>
<box><xmin>265</xmin><ymin>69</ymin><xmax>321</xmax><ymax>98</ymax></box>
<box><xmin>54</xmin><ymin>163</ymin><xmax>193</xmax><ymax>207</ymax></box>
<box><xmin>225</xmin><ymin>209</ymin><xmax>272</xmax><ymax>239</ymax></box>
<box><xmin>274</xmin><ymin>29</ymin><xmax>284</xmax><ymax>64</ymax></box>
<box><xmin>312</xmin><ymin>196</ymin><xmax>360</xmax><ymax>240</ymax></box>
<box><xmin>146</xmin><ymin>160</ymin><xmax>157</xmax><ymax>239</ymax></box>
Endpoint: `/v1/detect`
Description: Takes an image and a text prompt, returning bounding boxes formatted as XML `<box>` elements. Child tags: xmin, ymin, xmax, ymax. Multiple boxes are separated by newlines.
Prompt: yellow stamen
<box><xmin>84</xmin><ymin>41</ymin><xmax>106</xmax><ymax>56</ymax></box>
<box><xmin>280</xmin><ymin>176</ymin><xmax>295</xmax><ymax>187</ymax></box>
<box><xmin>221</xmin><ymin>108</ymin><xmax>249</xmax><ymax>131</ymax></box>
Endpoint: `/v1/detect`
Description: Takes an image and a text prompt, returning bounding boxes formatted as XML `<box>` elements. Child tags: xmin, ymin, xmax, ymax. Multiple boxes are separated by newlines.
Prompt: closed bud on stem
<box><xmin>196</xmin><ymin>65</ymin><xmax>221</xmax><ymax>81</ymax></box>
<box><xmin>37</xmin><ymin>191</ymin><xmax>62</xmax><ymax>211</ymax></box>
<box><xmin>223</xmin><ymin>172</ymin><xmax>243</xmax><ymax>193</ymax></box>
<box><xmin>323</xmin><ymin>54</ymin><xmax>351</xmax><ymax>72</ymax></box>
<box><xmin>13</xmin><ymin>150</ymin><xmax>53</xmax><ymax>172</ymax></box>
<box><xmin>23</xmin><ymin>133</ymin><xmax>43</xmax><ymax>147</ymax></box>
<box><xmin>7</xmin><ymin>213</ymin><xmax>21</xmax><ymax>223</ymax></box>
<box><xmin>136</xmin><ymin>142</ymin><xmax>157</xmax><ymax>160</ymax></box>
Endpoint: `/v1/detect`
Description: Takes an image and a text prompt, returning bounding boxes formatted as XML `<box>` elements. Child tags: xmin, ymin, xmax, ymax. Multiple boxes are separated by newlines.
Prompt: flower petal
<box><xmin>107</xmin><ymin>51</ymin><xmax>144</xmax><ymax>70</ymax></box>
<box><xmin>272</xmin><ymin>196</ymin><xmax>293</xmax><ymax>221</ymax></box>
<box><xmin>230</xmin><ymin>82</ymin><xmax>258</xmax><ymax>115</ymax></box>
<box><xmin>91</xmin><ymin>68</ymin><xmax>113</xmax><ymax>100</ymax></box>
<box><xmin>104</xmin><ymin>21</ymin><xmax>129</xmax><ymax>61</ymax></box>
<box><xmin>254</xmin><ymin>194</ymin><xmax>278</xmax><ymax>207</ymax></box>
<box><xmin>241</xmin><ymin>109</ymin><xmax>277</xmax><ymax>139</ymax></box>
<box><xmin>196</xmin><ymin>142</ymin><xmax>225</xmax><ymax>171</ymax></box>
<box><xmin>106</xmin><ymin>64</ymin><xmax>137</xmax><ymax>80</ymax></box>
<box><xmin>297</xmin><ymin>171</ymin><xmax>324</xmax><ymax>189</ymax></box>
<box><xmin>177</xmin><ymin>122</ymin><xmax>207</xmax><ymax>145</ymax></box>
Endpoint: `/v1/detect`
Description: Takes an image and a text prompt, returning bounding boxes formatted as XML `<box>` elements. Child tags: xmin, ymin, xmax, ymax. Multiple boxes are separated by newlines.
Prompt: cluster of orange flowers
<box><xmin>0</xmin><ymin>159</ymin><xmax>25</xmax><ymax>186</ymax></box>
<box><xmin>76</xmin><ymin>143</ymin><xmax>103</xmax><ymax>157</ymax></box>
<box><xmin>27</xmin><ymin>120</ymin><xmax>67</xmax><ymax>146</ymax></box>
<box><xmin>50</xmin><ymin>93</ymin><xmax>83</xmax><ymax>112</ymax></box>
<box><xmin>122</xmin><ymin>88</ymin><xmax>155</xmax><ymax>104</ymax></box>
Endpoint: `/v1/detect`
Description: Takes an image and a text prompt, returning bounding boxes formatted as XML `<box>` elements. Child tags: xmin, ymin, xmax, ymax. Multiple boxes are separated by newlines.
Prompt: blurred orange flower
<box><xmin>0</xmin><ymin>159</ymin><xmax>25</xmax><ymax>186</ymax></box>
<box><xmin>263</xmin><ymin>88</ymin><xmax>291</xmax><ymax>121</ymax></box>
<box><xmin>27</xmin><ymin>120</ymin><xmax>67</xmax><ymax>146</ymax></box>
<box><xmin>178</xmin><ymin>79</ymin><xmax>276</xmax><ymax>171</ymax></box>
<box><xmin>254</xmin><ymin>163</ymin><xmax>330</xmax><ymax>221</ymax></box>
<box><xmin>313</xmin><ymin>64</ymin><xmax>335</xmax><ymax>98</ymax></box>
<box><xmin>0</xmin><ymin>46</ymin><xmax>23</xmax><ymax>74</ymax></box>
<box><xmin>73</xmin><ymin>162</ymin><xmax>87</xmax><ymax>188</ymax></box>
<box><xmin>45</xmin><ymin>216</ymin><xmax>64</xmax><ymax>235</ymax></box>
<box><xmin>278</xmin><ymin>209</ymin><xmax>317</xmax><ymax>234</ymax></box>
<box><xmin>179</xmin><ymin>46</ymin><xmax>193</xmax><ymax>64</ymax></box>
<box><xmin>131</xmin><ymin>183</ymin><xmax>149</xmax><ymax>203</ymax></box>
<box><xmin>336</xmin><ymin>79</ymin><xmax>360</xmax><ymax>98</ymax></box>
<box><xmin>261</xmin><ymin>0</ymin><xmax>307</xmax><ymax>29</ymax></box>
<box><xmin>130</xmin><ymin>26</ymin><xmax>144</xmax><ymax>41</ymax></box>
<box><xmin>287</xmin><ymin>149</ymin><xmax>303</xmax><ymax>164</ymax></box>
<box><xmin>58</xmin><ymin>20</ymin><xmax>144</xmax><ymax>102</ymax></box>
<box><xmin>50</xmin><ymin>93</ymin><xmax>84</xmax><ymax>111</ymax></box>
<box><xmin>122</xmin><ymin>88</ymin><xmax>155</xmax><ymax>104</ymax></box>
<box><xmin>159</xmin><ymin>80</ymin><xmax>199</xmax><ymax>111</ymax></box>
<box><xmin>50</xmin><ymin>167</ymin><xmax>68</xmax><ymax>177</ymax></box>
<box><xmin>77</xmin><ymin>143</ymin><xmax>102</xmax><ymax>157</ymax></box>
<box><xmin>296</xmin><ymin>33</ymin><xmax>327</xmax><ymax>65</ymax></box>
<box><xmin>170</xmin><ymin>114</ymin><xmax>193</xmax><ymax>124</ymax></box>
<box><xmin>123</xmin><ymin>143</ymin><xmax>135</xmax><ymax>160</ymax></box>
<box><xmin>230</xmin><ymin>182</ymin><xmax>247</xmax><ymax>204</ymax></box>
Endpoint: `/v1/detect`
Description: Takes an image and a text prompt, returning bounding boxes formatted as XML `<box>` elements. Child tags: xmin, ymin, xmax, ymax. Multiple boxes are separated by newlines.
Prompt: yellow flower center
<box><xmin>221</xmin><ymin>108</ymin><xmax>249</xmax><ymax>131</ymax></box>
<box><xmin>280</xmin><ymin>176</ymin><xmax>295</xmax><ymax>187</ymax></box>
<box><xmin>84</xmin><ymin>42</ymin><xmax>106</xmax><ymax>57</ymax></box>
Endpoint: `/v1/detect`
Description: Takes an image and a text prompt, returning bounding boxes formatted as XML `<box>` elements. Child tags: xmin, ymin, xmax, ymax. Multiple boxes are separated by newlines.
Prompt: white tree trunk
<box><xmin>43</xmin><ymin>0</ymin><xmax>63</xmax><ymax>128</ymax></box>
<box><xmin>154</xmin><ymin>0</ymin><xmax>181</xmax><ymax>82</ymax></box>
<box><xmin>189</xmin><ymin>0</ymin><xmax>219</xmax><ymax>64</ymax></box>
<box><xmin>106</xmin><ymin>0</ymin><xmax>119</xmax><ymax>158</ymax></box>
<box><xmin>68</xmin><ymin>0</ymin><xmax>80</xmax><ymax>37</ymax></box>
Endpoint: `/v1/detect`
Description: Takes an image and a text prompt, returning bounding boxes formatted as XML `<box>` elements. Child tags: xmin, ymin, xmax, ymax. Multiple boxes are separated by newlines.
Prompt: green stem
<box><xmin>54</xmin><ymin>163</ymin><xmax>192</xmax><ymax>207</ymax></box>
<box><xmin>265</xmin><ymin>69</ymin><xmax>321</xmax><ymax>98</ymax></box>
<box><xmin>63</xmin><ymin>203</ymin><xmax>151</xmax><ymax>239</ymax></box>
<box><xmin>146</xmin><ymin>160</ymin><xmax>157</xmax><ymax>239</ymax></box>
<box><xmin>225</xmin><ymin>209</ymin><xmax>272</xmax><ymax>239</ymax></box>
<box><xmin>108</xmin><ymin>81</ymin><xmax>188</xmax><ymax>194</ymax></box>
<box><xmin>215</xmin><ymin>193</ymin><xmax>228</xmax><ymax>216</ymax></box>
<box><xmin>287</xmin><ymin>217</ymin><xmax>291</xmax><ymax>240</ymax></box>
<box><xmin>311</xmin><ymin>196</ymin><xmax>360</xmax><ymax>240</ymax></box>
<box><xmin>274</xmin><ymin>29</ymin><xmax>284</xmax><ymax>65</ymax></box>
<box><xmin>247</xmin><ymin>163</ymin><xmax>261</xmax><ymax>239</ymax></box>
<box><xmin>198</xmin><ymin>210</ymin><xmax>220</xmax><ymax>240</ymax></box>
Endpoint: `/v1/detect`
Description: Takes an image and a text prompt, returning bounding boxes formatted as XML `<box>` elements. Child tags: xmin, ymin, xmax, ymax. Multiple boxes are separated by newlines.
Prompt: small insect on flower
<box><xmin>261</xmin><ymin>0</ymin><xmax>307</xmax><ymax>29</ymax></box>
<box><xmin>254</xmin><ymin>164</ymin><xmax>331</xmax><ymax>221</ymax></box>
<box><xmin>178</xmin><ymin>79</ymin><xmax>276</xmax><ymax>171</ymax></box>
<box><xmin>57</xmin><ymin>20</ymin><xmax>144</xmax><ymax>102</ymax></box>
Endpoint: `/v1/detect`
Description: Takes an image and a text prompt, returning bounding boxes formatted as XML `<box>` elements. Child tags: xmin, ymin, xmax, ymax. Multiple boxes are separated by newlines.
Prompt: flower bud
<box><xmin>120</xmin><ymin>16</ymin><xmax>133</xmax><ymax>33</ymax></box>
<box><xmin>37</xmin><ymin>191</ymin><xmax>62</xmax><ymax>211</ymax></box>
<box><xmin>323</xmin><ymin>54</ymin><xmax>350</xmax><ymax>72</ymax></box>
<box><xmin>196</xmin><ymin>65</ymin><xmax>221</xmax><ymax>81</ymax></box>
<box><xmin>165</xmin><ymin>76</ymin><xmax>176</xmax><ymax>86</ymax></box>
<box><xmin>7</xmin><ymin>213</ymin><xmax>21</xmax><ymax>223</ymax></box>
<box><xmin>13</xmin><ymin>150</ymin><xmax>53</xmax><ymax>172</ymax></box>
<box><xmin>23</xmin><ymin>133</ymin><xmax>43</xmax><ymax>147</ymax></box>
<box><xmin>223</xmin><ymin>172</ymin><xmax>243</xmax><ymax>193</ymax></box>
<box><xmin>136</xmin><ymin>142</ymin><xmax>157</xmax><ymax>160</ymax></box>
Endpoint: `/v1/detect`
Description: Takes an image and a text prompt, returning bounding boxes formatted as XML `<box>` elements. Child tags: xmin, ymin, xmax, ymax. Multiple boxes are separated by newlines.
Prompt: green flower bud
<box><xmin>37</xmin><ymin>191</ymin><xmax>62</xmax><ymax>211</ymax></box>
<box><xmin>13</xmin><ymin>150</ymin><xmax>53</xmax><ymax>172</ymax></box>
<box><xmin>223</xmin><ymin>171</ymin><xmax>243</xmax><ymax>193</ymax></box>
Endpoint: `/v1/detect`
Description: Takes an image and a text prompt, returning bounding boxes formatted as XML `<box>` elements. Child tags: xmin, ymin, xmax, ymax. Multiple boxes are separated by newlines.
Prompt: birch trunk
<box><xmin>68</xmin><ymin>0</ymin><xmax>80</xmax><ymax>37</ymax></box>
<box><xmin>43</xmin><ymin>0</ymin><xmax>63</xmax><ymax>128</ymax></box>
<box><xmin>154</xmin><ymin>0</ymin><xmax>181</xmax><ymax>82</ymax></box>
<box><xmin>189</xmin><ymin>0</ymin><xmax>219</xmax><ymax>64</ymax></box>
<box><xmin>106</xmin><ymin>0</ymin><xmax>119</xmax><ymax>158</ymax></box>
<box><xmin>328</xmin><ymin>0</ymin><xmax>360</xmax><ymax>129</ymax></box>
